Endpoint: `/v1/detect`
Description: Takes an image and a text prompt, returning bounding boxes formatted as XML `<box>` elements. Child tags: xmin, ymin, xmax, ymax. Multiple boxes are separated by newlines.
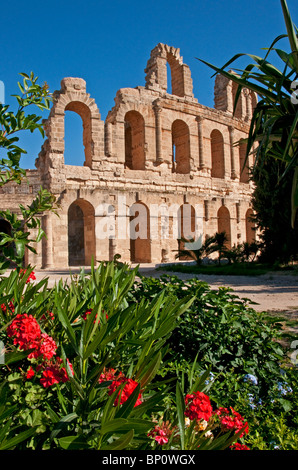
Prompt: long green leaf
<box><xmin>0</xmin><ymin>427</ymin><xmax>37</xmax><ymax>450</ymax></box>
<box><xmin>176</xmin><ymin>381</ymin><xmax>185</xmax><ymax>450</ymax></box>
<box><xmin>100</xmin><ymin>429</ymin><xmax>134</xmax><ymax>450</ymax></box>
<box><xmin>281</xmin><ymin>0</ymin><xmax>298</xmax><ymax>71</ymax></box>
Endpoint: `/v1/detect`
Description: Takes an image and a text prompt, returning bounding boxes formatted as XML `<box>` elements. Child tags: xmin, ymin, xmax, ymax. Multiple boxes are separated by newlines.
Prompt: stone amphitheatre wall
<box><xmin>0</xmin><ymin>44</ymin><xmax>257</xmax><ymax>269</ymax></box>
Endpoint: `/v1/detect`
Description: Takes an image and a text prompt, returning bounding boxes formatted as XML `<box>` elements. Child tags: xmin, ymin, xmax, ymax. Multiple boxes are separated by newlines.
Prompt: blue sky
<box><xmin>1</xmin><ymin>0</ymin><xmax>297</xmax><ymax>169</ymax></box>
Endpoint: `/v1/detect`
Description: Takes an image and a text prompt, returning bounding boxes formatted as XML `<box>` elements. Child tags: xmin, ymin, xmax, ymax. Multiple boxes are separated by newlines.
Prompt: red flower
<box><xmin>184</xmin><ymin>391</ymin><xmax>213</xmax><ymax>422</ymax></box>
<box><xmin>26</xmin><ymin>367</ymin><xmax>35</xmax><ymax>379</ymax></box>
<box><xmin>39</xmin><ymin>357</ymin><xmax>74</xmax><ymax>388</ymax></box>
<box><xmin>147</xmin><ymin>422</ymin><xmax>173</xmax><ymax>446</ymax></box>
<box><xmin>82</xmin><ymin>308</ymin><xmax>108</xmax><ymax>323</ymax></box>
<box><xmin>215</xmin><ymin>407</ymin><xmax>249</xmax><ymax>438</ymax></box>
<box><xmin>7</xmin><ymin>313</ymin><xmax>41</xmax><ymax>351</ymax></box>
<box><xmin>18</xmin><ymin>269</ymin><xmax>36</xmax><ymax>283</ymax></box>
<box><xmin>40</xmin><ymin>368</ymin><xmax>60</xmax><ymax>388</ymax></box>
<box><xmin>28</xmin><ymin>333</ymin><xmax>57</xmax><ymax>360</ymax></box>
<box><xmin>109</xmin><ymin>377</ymin><xmax>142</xmax><ymax>407</ymax></box>
<box><xmin>230</xmin><ymin>443</ymin><xmax>250</xmax><ymax>450</ymax></box>
<box><xmin>99</xmin><ymin>368</ymin><xmax>142</xmax><ymax>407</ymax></box>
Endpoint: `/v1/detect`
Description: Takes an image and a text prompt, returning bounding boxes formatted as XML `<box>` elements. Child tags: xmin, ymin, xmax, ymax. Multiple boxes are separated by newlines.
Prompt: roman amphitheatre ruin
<box><xmin>0</xmin><ymin>43</ymin><xmax>258</xmax><ymax>270</ymax></box>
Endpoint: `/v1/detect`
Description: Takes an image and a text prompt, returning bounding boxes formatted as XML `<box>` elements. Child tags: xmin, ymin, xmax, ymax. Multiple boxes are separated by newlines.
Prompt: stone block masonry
<box><xmin>0</xmin><ymin>43</ymin><xmax>257</xmax><ymax>269</ymax></box>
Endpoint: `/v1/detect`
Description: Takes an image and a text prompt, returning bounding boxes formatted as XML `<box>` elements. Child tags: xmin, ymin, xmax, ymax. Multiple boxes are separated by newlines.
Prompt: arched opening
<box><xmin>172</xmin><ymin>120</ymin><xmax>190</xmax><ymax>174</ymax></box>
<box><xmin>217</xmin><ymin>206</ymin><xmax>231</xmax><ymax>249</ymax></box>
<box><xmin>177</xmin><ymin>204</ymin><xmax>196</xmax><ymax>259</ymax></box>
<box><xmin>129</xmin><ymin>202</ymin><xmax>151</xmax><ymax>263</ymax></box>
<box><xmin>166</xmin><ymin>62</ymin><xmax>172</xmax><ymax>94</ymax></box>
<box><xmin>64</xmin><ymin>111</ymin><xmax>85</xmax><ymax>166</ymax></box>
<box><xmin>239</xmin><ymin>142</ymin><xmax>250</xmax><ymax>183</ymax></box>
<box><xmin>124</xmin><ymin>111</ymin><xmax>145</xmax><ymax>170</ymax></box>
<box><xmin>64</xmin><ymin>101</ymin><xmax>92</xmax><ymax>167</ymax></box>
<box><xmin>232</xmin><ymin>82</ymin><xmax>244</xmax><ymax>119</ymax></box>
<box><xmin>167</xmin><ymin>53</ymin><xmax>184</xmax><ymax>97</ymax></box>
<box><xmin>211</xmin><ymin>129</ymin><xmax>225</xmax><ymax>178</ymax></box>
<box><xmin>246</xmin><ymin>208</ymin><xmax>256</xmax><ymax>243</ymax></box>
<box><xmin>68</xmin><ymin>199</ymin><xmax>95</xmax><ymax>266</ymax></box>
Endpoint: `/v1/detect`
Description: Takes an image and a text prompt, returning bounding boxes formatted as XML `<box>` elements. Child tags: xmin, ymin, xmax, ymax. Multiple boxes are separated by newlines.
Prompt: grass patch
<box><xmin>159</xmin><ymin>262</ymin><xmax>298</xmax><ymax>277</ymax></box>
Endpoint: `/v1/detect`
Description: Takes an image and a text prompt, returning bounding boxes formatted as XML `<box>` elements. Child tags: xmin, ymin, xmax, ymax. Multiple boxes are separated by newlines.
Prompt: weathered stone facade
<box><xmin>0</xmin><ymin>44</ymin><xmax>257</xmax><ymax>269</ymax></box>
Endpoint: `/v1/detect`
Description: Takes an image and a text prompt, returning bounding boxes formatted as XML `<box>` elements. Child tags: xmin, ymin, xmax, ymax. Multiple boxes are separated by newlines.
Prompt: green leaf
<box><xmin>176</xmin><ymin>381</ymin><xmax>185</xmax><ymax>450</ymax></box>
<box><xmin>58</xmin><ymin>435</ymin><xmax>90</xmax><ymax>450</ymax></box>
<box><xmin>100</xmin><ymin>429</ymin><xmax>134</xmax><ymax>450</ymax></box>
<box><xmin>0</xmin><ymin>427</ymin><xmax>37</xmax><ymax>450</ymax></box>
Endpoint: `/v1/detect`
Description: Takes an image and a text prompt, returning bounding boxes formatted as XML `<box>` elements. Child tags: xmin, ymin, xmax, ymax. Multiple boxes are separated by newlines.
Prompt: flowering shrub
<box><xmin>99</xmin><ymin>368</ymin><xmax>143</xmax><ymax>407</ymax></box>
<box><xmin>0</xmin><ymin>261</ymin><xmax>296</xmax><ymax>450</ymax></box>
<box><xmin>214</xmin><ymin>407</ymin><xmax>249</xmax><ymax>438</ymax></box>
<box><xmin>184</xmin><ymin>391</ymin><xmax>213</xmax><ymax>422</ymax></box>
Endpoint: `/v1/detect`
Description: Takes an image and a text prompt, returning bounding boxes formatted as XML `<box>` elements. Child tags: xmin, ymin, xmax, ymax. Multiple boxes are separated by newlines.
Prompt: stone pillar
<box><xmin>41</xmin><ymin>213</ymin><xmax>54</xmax><ymax>269</ymax></box>
<box><xmin>229</xmin><ymin>126</ymin><xmax>237</xmax><ymax>179</ymax></box>
<box><xmin>196</xmin><ymin>116</ymin><xmax>205</xmax><ymax>169</ymax></box>
<box><xmin>105</xmin><ymin>121</ymin><xmax>113</xmax><ymax>157</ymax></box>
<box><xmin>154</xmin><ymin>103</ymin><xmax>163</xmax><ymax>164</ymax></box>
<box><xmin>244</xmin><ymin>89</ymin><xmax>252</xmax><ymax>121</ymax></box>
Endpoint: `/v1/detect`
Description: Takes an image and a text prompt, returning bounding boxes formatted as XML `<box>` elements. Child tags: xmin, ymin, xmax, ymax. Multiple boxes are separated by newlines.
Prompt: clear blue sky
<box><xmin>1</xmin><ymin>0</ymin><xmax>297</xmax><ymax>169</ymax></box>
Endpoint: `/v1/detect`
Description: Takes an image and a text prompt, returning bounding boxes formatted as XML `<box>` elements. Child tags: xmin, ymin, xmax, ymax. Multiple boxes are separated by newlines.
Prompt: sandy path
<box><xmin>31</xmin><ymin>265</ymin><xmax>298</xmax><ymax>315</ymax></box>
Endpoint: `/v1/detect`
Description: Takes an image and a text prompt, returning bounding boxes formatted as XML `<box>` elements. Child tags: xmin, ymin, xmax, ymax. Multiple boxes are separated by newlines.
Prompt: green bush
<box><xmin>0</xmin><ymin>262</ymin><xmax>252</xmax><ymax>450</ymax></box>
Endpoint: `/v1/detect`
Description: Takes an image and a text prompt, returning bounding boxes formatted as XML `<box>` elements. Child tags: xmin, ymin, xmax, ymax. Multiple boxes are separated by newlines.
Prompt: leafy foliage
<box><xmin>0</xmin><ymin>261</ymin><xmax>251</xmax><ymax>450</ymax></box>
<box><xmin>251</xmin><ymin>158</ymin><xmax>298</xmax><ymax>263</ymax></box>
<box><xmin>0</xmin><ymin>72</ymin><xmax>57</xmax><ymax>272</ymax></box>
<box><xmin>198</xmin><ymin>0</ymin><xmax>298</xmax><ymax>226</ymax></box>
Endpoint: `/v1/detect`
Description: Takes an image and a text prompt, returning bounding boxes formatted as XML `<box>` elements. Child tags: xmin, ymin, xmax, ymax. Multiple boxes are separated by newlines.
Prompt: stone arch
<box><xmin>217</xmin><ymin>206</ymin><xmax>231</xmax><ymax>249</ymax></box>
<box><xmin>68</xmin><ymin>199</ymin><xmax>95</xmax><ymax>266</ymax></box>
<box><xmin>172</xmin><ymin>119</ymin><xmax>190</xmax><ymax>174</ymax></box>
<box><xmin>39</xmin><ymin>77</ymin><xmax>103</xmax><ymax>169</ymax></box>
<box><xmin>124</xmin><ymin>110</ymin><xmax>146</xmax><ymax>170</ymax></box>
<box><xmin>144</xmin><ymin>43</ymin><xmax>194</xmax><ymax>99</ymax></box>
<box><xmin>64</xmin><ymin>101</ymin><xmax>92</xmax><ymax>167</ymax></box>
<box><xmin>129</xmin><ymin>201</ymin><xmax>151</xmax><ymax>263</ymax></box>
<box><xmin>211</xmin><ymin>129</ymin><xmax>225</xmax><ymax>178</ymax></box>
<box><xmin>177</xmin><ymin>203</ymin><xmax>196</xmax><ymax>259</ymax></box>
<box><xmin>246</xmin><ymin>208</ymin><xmax>256</xmax><ymax>243</ymax></box>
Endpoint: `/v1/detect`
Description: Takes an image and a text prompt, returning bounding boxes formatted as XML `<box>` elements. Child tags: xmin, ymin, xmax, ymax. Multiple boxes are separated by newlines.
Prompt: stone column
<box><xmin>105</xmin><ymin>121</ymin><xmax>113</xmax><ymax>157</ymax></box>
<box><xmin>196</xmin><ymin>116</ymin><xmax>205</xmax><ymax>169</ymax></box>
<box><xmin>244</xmin><ymin>88</ymin><xmax>252</xmax><ymax>122</ymax></box>
<box><xmin>153</xmin><ymin>103</ymin><xmax>163</xmax><ymax>164</ymax></box>
<box><xmin>229</xmin><ymin>125</ymin><xmax>237</xmax><ymax>179</ymax></box>
<box><xmin>41</xmin><ymin>213</ymin><xmax>54</xmax><ymax>269</ymax></box>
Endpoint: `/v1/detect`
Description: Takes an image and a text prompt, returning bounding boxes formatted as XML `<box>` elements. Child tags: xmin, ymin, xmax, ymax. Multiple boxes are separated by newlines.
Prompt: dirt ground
<box><xmin>32</xmin><ymin>264</ymin><xmax>298</xmax><ymax>315</ymax></box>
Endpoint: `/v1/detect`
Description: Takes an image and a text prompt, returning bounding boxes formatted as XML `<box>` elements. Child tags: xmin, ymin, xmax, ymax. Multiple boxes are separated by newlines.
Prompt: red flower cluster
<box><xmin>1</xmin><ymin>301</ymin><xmax>15</xmax><ymax>314</ymax></box>
<box><xmin>7</xmin><ymin>313</ymin><xmax>42</xmax><ymax>351</ymax></box>
<box><xmin>6</xmin><ymin>313</ymin><xmax>73</xmax><ymax>388</ymax></box>
<box><xmin>230</xmin><ymin>443</ymin><xmax>250</xmax><ymax>450</ymax></box>
<box><xmin>184</xmin><ymin>391</ymin><xmax>213</xmax><ymax>422</ymax></box>
<box><xmin>99</xmin><ymin>368</ymin><xmax>142</xmax><ymax>407</ymax></box>
<box><xmin>28</xmin><ymin>333</ymin><xmax>57</xmax><ymax>360</ymax></box>
<box><xmin>147</xmin><ymin>422</ymin><xmax>173</xmax><ymax>446</ymax></box>
<box><xmin>214</xmin><ymin>407</ymin><xmax>249</xmax><ymax>438</ymax></box>
<box><xmin>19</xmin><ymin>269</ymin><xmax>36</xmax><ymax>283</ymax></box>
<box><xmin>82</xmin><ymin>308</ymin><xmax>108</xmax><ymax>323</ymax></box>
<box><xmin>40</xmin><ymin>358</ymin><xmax>73</xmax><ymax>388</ymax></box>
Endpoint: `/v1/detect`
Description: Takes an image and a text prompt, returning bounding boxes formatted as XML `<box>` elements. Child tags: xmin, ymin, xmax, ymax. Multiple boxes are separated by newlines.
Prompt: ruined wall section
<box><xmin>2</xmin><ymin>44</ymin><xmax>257</xmax><ymax>268</ymax></box>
